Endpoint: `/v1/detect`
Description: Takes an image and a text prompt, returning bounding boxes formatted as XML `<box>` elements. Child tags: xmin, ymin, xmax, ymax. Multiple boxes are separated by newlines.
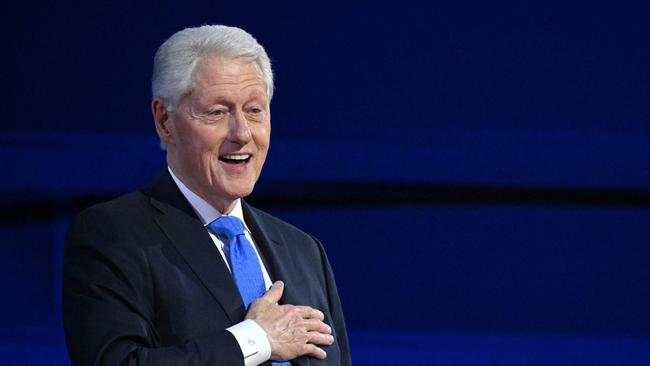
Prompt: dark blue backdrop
<box><xmin>3</xmin><ymin>0</ymin><xmax>649</xmax><ymax>364</ymax></box>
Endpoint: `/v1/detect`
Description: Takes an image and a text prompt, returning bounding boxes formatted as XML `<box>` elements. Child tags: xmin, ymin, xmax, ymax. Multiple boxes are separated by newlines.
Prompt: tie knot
<box><xmin>208</xmin><ymin>215</ymin><xmax>245</xmax><ymax>241</ymax></box>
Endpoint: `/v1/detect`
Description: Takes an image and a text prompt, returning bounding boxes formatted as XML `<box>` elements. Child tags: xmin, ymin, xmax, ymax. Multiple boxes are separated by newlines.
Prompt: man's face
<box><xmin>159</xmin><ymin>55</ymin><xmax>271</xmax><ymax>212</ymax></box>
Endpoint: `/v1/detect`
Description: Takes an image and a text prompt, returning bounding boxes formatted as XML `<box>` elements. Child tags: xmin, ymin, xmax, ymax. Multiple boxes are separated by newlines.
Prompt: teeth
<box><xmin>222</xmin><ymin>154</ymin><xmax>251</xmax><ymax>161</ymax></box>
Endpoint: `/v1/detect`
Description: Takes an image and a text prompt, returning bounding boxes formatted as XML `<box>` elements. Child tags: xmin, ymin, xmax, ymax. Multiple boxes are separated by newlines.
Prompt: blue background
<box><xmin>2</xmin><ymin>0</ymin><xmax>650</xmax><ymax>364</ymax></box>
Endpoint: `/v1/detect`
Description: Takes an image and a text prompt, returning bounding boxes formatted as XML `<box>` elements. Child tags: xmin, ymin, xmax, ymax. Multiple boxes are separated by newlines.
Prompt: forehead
<box><xmin>192</xmin><ymin>55</ymin><xmax>266</xmax><ymax>92</ymax></box>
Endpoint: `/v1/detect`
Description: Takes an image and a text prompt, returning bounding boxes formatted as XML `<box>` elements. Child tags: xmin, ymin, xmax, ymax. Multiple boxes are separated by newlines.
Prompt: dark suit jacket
<box><xmin>63</xmin><ymin>171</ymin><xmax>351</xmax><ymax>365</ymax></box>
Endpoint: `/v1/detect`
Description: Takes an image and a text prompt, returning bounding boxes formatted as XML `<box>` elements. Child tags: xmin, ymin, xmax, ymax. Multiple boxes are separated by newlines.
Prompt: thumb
<box><xmin>262</xmin><ymin>280</ymin><xmax>284</xmax><ymax>303</ymax></box>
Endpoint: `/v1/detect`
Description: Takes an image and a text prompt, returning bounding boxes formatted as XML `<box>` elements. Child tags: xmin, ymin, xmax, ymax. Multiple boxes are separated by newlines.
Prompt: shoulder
<box><xmin>242</xmin><ymin>201</ymin><xmax>329</xmax><ymax>263</ymax></box>
<box><xmin>66</xmin><ymin>190</ymin><xmax>155</xmax><ymax>245</ymax></box>
<box><xmin>243</xmin><ymin>202</ymin><xmax>319</xmax><ymax>243</ymax></box>
<box><xmin>244</xmin><ymin>203</ymin><xmax>305</xmax><ymax>234</ymax></box>
<box><xmin>73</xmin><ymin>190</ymin><xmax>149</xmax><ymax>223</ymax></box>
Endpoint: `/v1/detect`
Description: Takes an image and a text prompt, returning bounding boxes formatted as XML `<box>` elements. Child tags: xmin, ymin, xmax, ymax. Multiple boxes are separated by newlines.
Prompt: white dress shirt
<box><xmin>169</xmin><ymin>167</ymin><xmax>272</xmax><ymax>366</ymax></box>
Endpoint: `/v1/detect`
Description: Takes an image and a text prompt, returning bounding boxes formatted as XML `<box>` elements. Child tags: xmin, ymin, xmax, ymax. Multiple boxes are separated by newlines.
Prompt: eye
<box><xmin>246</xmin><ymin>106</ymin><xmax>267</xmax><ymax>123</ymax></box>
<box><xmin>209</xmin><ymin>109</ymin><xmax>226</xmax><ymax>117</ymax></box>
<box><xmin>200</xmin><ymin>108</ymin><xmax>229</xmax><ymax>123</ymax></box>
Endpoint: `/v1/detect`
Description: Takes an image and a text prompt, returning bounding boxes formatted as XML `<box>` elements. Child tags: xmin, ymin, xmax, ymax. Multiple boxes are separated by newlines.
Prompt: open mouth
<box><xmin>219</xmin><ymin>153</ymin><xmax>251</xmax><ymax>165</ymax></box>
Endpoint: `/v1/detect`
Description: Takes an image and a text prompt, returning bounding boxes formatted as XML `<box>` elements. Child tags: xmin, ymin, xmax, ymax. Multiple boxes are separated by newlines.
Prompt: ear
<box><xmin>152</xmin><ymin>98</ymin><xmax>175</xmax><ymax>145</ymax></box>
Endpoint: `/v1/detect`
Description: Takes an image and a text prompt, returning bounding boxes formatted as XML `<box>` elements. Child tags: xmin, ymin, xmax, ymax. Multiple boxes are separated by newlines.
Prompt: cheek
<box><xmin>190</xmin><ymin>128</ymin><xmax>223</xmax><ymax>154</ymax></box>
<box><xmin>177</xmin><ymin>132</ymin><xmax>221</xmax><ymax>173</ymax></box>
<box><xmin>253</xmin><ymin>125</ymin><xmax>271</xmax><ymax>148</ymax></box>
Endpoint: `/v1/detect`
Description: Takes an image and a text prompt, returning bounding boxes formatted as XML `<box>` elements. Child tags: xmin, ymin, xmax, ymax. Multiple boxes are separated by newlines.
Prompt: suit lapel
<box><xmin>242</xmin><ymin>201</ymin><xmax>304</xmax><ymax>308</ymax></box>
<box><xmin>144</xmin><ymin>171</ymin><xmax>246</xmax><ymax>324</ymax></box>
<box><xmin>243</xmin><ymin>202</ymin><xmax>313</xmax><ymax>366</ymax></box>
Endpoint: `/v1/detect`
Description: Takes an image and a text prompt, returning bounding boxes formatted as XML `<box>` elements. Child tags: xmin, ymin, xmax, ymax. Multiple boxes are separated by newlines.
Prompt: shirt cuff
<box><xmin>226</xmin><ymin>319</ymin><xmax>271</xmax><ymax>366</ymax></box>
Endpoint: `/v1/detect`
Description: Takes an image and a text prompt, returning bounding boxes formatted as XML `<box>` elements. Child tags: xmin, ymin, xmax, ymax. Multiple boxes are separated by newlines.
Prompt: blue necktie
<box><xmin>208</xmin><ymin>216</ymin><xmax>291</xmax><ymax>366</ymax></box>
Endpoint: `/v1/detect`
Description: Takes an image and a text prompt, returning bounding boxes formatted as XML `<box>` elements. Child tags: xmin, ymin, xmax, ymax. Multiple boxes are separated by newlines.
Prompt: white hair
<box><xmin>151</xmin><ymin>25</ymin><xmax>274</xmax><ymax>109</ymax></box>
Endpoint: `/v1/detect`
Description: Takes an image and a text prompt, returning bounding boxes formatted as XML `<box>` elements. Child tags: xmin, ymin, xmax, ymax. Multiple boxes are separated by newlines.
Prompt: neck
<box><xmin>167</xmin><ymin>162</ymin><xmax>238</xmax><ymax>215</ymax></box>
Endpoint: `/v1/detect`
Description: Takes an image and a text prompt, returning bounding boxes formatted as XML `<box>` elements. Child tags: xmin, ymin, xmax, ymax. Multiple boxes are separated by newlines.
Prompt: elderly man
<box><xmin>63</xmin><ymin>25</ymin><xmax>351</xmax><ymax>365</ymax></box>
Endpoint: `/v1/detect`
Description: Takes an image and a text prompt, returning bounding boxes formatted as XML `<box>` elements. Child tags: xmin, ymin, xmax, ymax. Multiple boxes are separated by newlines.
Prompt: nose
<box><xmin>227</xmin><ymin>109</ymin><xmax>252</xmax><ymax>144</ymax></box>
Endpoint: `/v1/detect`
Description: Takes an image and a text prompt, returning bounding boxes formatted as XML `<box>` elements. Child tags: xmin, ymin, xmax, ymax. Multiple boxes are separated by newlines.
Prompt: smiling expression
<box><xmin>154</xmin><ymin>55</ymin><xmax>271</xmax><ymax>213</ymax></box>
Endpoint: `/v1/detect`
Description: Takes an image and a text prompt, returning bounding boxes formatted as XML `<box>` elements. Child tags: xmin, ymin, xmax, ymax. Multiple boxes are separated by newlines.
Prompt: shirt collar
<box><xmin>168</xmin><ymin>166</ymin><xmax>250</xmax><ymax>232</ymax></box>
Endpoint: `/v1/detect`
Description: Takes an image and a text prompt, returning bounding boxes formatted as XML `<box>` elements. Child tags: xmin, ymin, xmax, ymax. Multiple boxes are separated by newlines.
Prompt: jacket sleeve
<box><xmin>62</xmin><ymin>208</ymin><xmax>244</xmax><ymax>366</ymax></box>
<box><xmin>314</xmin><ymin>237</ymin><xmax>352</xmax><ymax>366</ymax></box>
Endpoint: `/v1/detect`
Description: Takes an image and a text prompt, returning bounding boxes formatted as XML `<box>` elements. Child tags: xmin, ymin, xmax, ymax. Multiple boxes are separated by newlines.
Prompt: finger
<box><xmin>292</xmin><ymin>305</ymin><xmax>325</xmax><ymax>321</ymax></box>
<box><xmin>261</xmin><ymin>281</ymin><xmax>284</xmax><ymax>303</ymax></box>
<box><xmin>307</xmin><ymin>331</ymin><xmax>335</xmax><ymax>346</ymax></box>
<box><xmin>300</xmin><ymin>318</ymin><xmax>331</xmax><ymax>334</ymax></box>
<box><xmin>300</xmin><ymin>343</ymin><xmax>327</xmax><ymax>360</ymax></box>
